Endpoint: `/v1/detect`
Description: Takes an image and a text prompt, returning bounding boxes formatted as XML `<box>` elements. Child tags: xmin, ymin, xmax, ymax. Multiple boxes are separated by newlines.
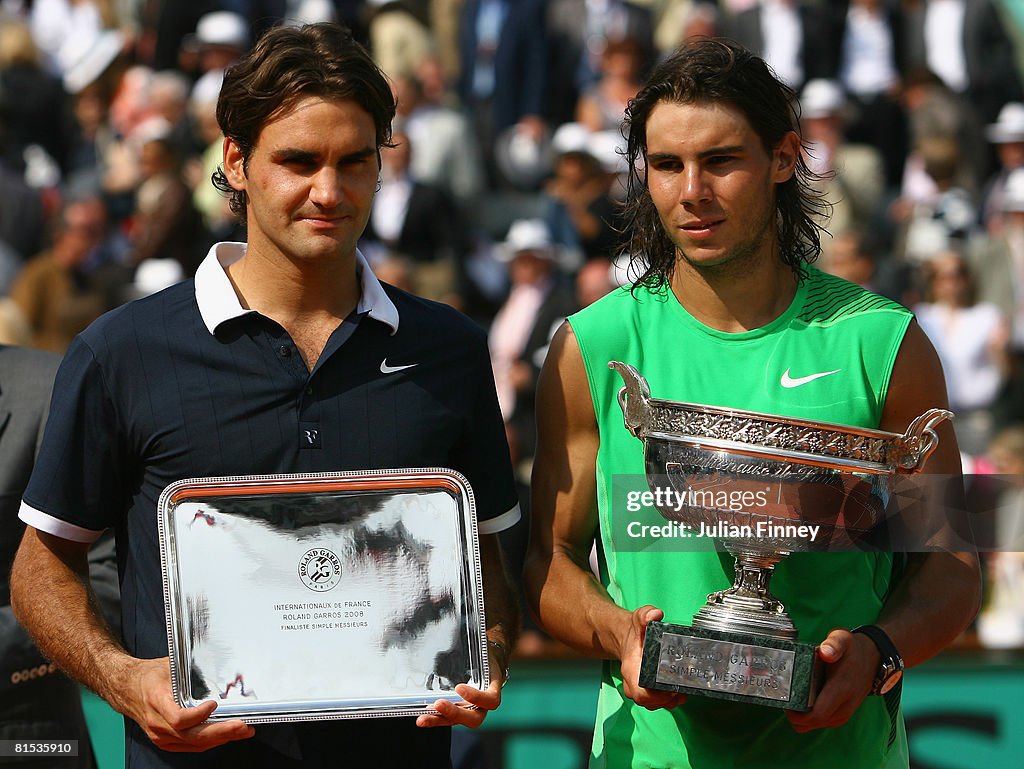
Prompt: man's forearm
<box><xmin>14</xmin><ymin>528</ymin><xmax>256</xmax><ymax>751</ymax></box>
<box><xmin>877</xmin><ymin>551</ymin><xmax>981</xmax><ymax>668</ymax></box>
<box><xmin>480</xmin><ymin>534</ymin><xmax>520</xmax><ymax>670</ymax></box>
<box><xmin>524</xmin><ymin>547</ymin><xmax>631</xmax><ymax>661</ymax></box>
<box><xmin>10</xmin><ymin>527</ymin><xmax>138</xmax><ymax>713</ymax></box>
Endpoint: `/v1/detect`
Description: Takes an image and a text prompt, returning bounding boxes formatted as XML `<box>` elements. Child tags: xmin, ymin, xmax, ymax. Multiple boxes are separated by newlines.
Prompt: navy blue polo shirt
<box><xmin>20</xmin><ymin>243</ymin><xmax>519</xmax><ymax>768</ymax></box>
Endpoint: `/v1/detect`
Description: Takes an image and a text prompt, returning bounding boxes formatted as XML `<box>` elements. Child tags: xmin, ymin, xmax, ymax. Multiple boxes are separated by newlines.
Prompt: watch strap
<box><xmin>852</xmin><ymin>624</ymin><xmax>904</xmax><ymax>694</ymax></box>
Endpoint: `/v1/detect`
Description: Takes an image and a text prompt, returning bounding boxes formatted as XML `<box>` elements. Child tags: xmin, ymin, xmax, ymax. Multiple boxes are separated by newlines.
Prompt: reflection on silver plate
<box><xmin>157</xmin><ymin>469</ymin><xmax>488</xmax><ymax>724</ymax></box>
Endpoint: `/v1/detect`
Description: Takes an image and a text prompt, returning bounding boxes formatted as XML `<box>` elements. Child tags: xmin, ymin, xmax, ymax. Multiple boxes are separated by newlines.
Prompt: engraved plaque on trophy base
<box><xmin>639</xmin><ymin>622</ymin><xmax>823</xmax><ymax>711</ymax></box>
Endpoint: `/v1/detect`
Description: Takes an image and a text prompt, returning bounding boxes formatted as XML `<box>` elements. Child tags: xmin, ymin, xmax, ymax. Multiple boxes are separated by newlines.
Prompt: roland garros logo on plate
<box><xmin>298</xmin><ymin>548</ymin><xmax>343</xmax><ymax>592</ymax></box>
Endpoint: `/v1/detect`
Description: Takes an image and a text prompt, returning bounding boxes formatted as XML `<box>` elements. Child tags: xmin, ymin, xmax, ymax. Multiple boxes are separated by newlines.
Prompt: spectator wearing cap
<box><xmin>799</xmin><ymin>78</ymin><xmax>887</xmax><ymax>246</ymax></box>
<box><xmin>188</xmin><ymin>11</ymin><xmax>250</xmax><ymax>111</ymax></box>
<box><xmin>194</xmin><ymin>11</ymin><xmax>250</xmax><ymax>67</ymax></box>
<box><xmin>982</xmin><ymin>102</ymin><xmax>1024</xmax><ymax>235</ymax></box>
<box><xmin>30</xmin><ymin>0</ymin><xmax>116</xmax><ymax>80</ymax></box>
<box><xmin>61</xmin><ymin>30</ymin><xmax>130</xmax><ymax>198</ymax></box>
<box><xmin>971</xmin><ymin>168</ymin><xmax>1024</xmax><ymax>352</ymax></box>
<box><xmin>980</xmin><ymin>166</ymin><xmax>1024</xmax><ymax>426</ymax></box>
<box><xmin>542</xmin><ymin>122</ymin><xmax>626</xmax><ymax>265</ymax></box>
<box><xmin>488</xmin><ymin>219</ymin><xmax>577</xmax><ymax>466</ymax></box>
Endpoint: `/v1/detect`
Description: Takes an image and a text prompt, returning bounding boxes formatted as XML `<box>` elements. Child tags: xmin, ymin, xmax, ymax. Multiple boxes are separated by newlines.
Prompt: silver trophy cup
<box><xmin>611</xmin><ymin>361</ymin><xmax>951</xmax><ymax>710</ymax></box>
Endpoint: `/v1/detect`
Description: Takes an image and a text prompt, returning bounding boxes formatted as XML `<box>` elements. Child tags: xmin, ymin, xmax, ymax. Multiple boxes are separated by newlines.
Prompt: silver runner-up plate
<box><xmin>157</xmin><ymin>469</ymin><xmax>489</xmax><ymax>724</ymax></box>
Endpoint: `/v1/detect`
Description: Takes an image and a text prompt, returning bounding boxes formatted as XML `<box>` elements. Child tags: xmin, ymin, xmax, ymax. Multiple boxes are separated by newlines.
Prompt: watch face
<box><xmin>878</xmin><ymin>668</ymin><xmax>903</xmax><ymax>695</ymax></box>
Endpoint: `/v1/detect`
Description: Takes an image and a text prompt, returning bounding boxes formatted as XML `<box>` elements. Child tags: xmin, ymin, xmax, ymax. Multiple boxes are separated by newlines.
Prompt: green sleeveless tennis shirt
<box><xmin>568</xmin><ymin>266</ymin><xmax>913</xmax><ymax>769</ymax></box>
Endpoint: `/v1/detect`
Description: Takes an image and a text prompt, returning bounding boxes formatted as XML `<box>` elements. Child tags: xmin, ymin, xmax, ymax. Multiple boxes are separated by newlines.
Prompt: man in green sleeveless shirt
<box><xmin>524</xmin><ymin>39</ymin><xmax>981</xmax><ymax>769</ymax></box>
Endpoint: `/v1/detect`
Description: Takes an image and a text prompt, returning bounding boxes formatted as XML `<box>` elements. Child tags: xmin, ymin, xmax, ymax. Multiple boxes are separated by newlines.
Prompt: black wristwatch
<box><xmin>852</xmin><ymin>624</ymin><xmax>904</xmax><ymax>695</ymax></box>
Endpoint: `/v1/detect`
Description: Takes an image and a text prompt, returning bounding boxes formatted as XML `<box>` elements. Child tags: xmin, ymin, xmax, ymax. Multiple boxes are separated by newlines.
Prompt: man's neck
<box><xmin>226</xmin><ymin>244</ymin><xmax>361</xmax><ymax>368</ymax></box>
<box><xmin>670</xmin><ymin>258</ymin><xmax>800</xmax><ymax>333</ymax></box>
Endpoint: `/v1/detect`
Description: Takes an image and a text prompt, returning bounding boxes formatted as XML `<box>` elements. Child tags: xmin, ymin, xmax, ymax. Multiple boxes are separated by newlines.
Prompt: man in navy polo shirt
<box><xmin>10</xmin><ymin>23</ymin><xmax>520</xmax><ymax>768</ymax></box>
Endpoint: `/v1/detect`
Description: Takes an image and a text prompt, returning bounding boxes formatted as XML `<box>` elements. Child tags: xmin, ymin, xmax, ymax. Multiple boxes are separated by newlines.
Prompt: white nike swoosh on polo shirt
<box><xmin>780</xmin><ymin>368</ymin><xmax>841</xmax><ymax>388</ymax></box>
<box><xmin>380</xmin><ymin>358</ymin><xmax>419</xmax><ymax>374</ymax></box>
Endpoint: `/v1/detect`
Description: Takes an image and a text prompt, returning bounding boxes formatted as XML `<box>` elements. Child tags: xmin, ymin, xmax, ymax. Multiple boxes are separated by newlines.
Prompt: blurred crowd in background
<box><xmin>1</xmin><ymin>0</ymin><xmax>1023</xmax><ymax>651</ymax></box>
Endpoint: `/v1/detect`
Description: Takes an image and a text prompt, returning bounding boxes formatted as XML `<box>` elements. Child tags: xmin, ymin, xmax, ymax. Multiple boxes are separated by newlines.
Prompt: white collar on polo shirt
<box><xmin>194</xmin><ymin>242</ymin><xmax>400</xmax><ymax>336</ymax></box>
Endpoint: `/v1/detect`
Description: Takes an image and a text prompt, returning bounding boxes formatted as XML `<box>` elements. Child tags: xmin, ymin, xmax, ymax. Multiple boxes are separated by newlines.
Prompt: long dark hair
<box><xmin>211</xmin><ymin>22</ymin><xmax>395</xmax><ymax>219</ymax></box>
<box><xmin>621</xmin><ymin>38</ymin><xmax>828</xmax><ymax>289</ymax></box>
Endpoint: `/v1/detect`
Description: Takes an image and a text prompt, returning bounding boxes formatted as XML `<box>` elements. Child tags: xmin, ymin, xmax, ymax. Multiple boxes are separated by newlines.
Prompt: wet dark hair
<box><xmin>620</xmin><ymin>38</ymin><xmax>828</xmax><ymax>289</ymax></box>
<box><xmin>211</xmin><ymin>22</ymin><xmax>395</xmax><ymax>219</ymax></box>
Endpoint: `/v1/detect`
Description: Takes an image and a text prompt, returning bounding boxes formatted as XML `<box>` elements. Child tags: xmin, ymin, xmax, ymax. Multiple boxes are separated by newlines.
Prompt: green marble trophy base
<box><xmin>639</xmin><ymin>621</ymin><xmax>823</xmax><ymax>711</ymax></box>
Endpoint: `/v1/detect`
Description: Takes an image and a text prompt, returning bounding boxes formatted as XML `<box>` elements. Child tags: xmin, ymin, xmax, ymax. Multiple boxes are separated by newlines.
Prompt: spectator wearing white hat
<box><xmin>971</xmin><ymin>168</ymin><xmax>1024</xmax><ymax>348</ymax></box>
<box><xmin>61</xmin><ymin>31</ymin><xmax>128</xmax><ymax>196</ymax></box>
<box><xmin>488</xmin><ymin>219</ymin><xmax>577</xmax><ymax>466</ymax></box>
<box><xmin>974</xmin><ymin>168</ymin><xmax>1024</xmax><ymax>429</ymax></box>
<box><xmin>542</xmin><ymin>122</ymin><xmax>626</xmax><ymax>265</ymax></box>
<box><xmin>188</xmin><ymin>11</ymin><xmax>251</xmax><ymax>120</ymax></box>
<box><xmin>798</xmin><ymin>78</ymin><xmax>886</xmax><ymax>246</ymax></box>
<box><xmin>195</xmin><ymin>11</ymin><xmax>250</xmax><ymax>60</ymax></box>
<box><xmin>981</xmin><ymin>102</ymin><xmax>1024</xmax><ymax>235</ymax></box>
<box><xmin>30</xmin><ymin>0</ymin><xmax>115</xmax><ymax>80</ymax></box>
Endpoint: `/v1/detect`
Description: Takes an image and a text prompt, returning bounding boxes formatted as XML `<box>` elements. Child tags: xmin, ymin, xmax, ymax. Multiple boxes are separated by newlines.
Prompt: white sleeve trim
<box><xmin>478</xmin><ymin>502</ymin><xmax>521</xmax><ymax>536</ymax></box>
<box><xmin>18</xmin><ymin>501</ymin><xmax>107</xmax><ymax>543</ymax></box>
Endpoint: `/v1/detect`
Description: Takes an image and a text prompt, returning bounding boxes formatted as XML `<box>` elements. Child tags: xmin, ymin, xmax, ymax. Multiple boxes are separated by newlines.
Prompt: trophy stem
<box><xmin>691</xmin><ymin>547</ymin><xmax>799</xmax><ymax>641</ymax></box>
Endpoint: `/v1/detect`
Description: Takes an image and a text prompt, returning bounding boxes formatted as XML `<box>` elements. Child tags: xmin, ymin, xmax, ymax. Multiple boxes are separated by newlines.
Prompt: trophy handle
<box><xmin>609</xmin><ymin>361</ymin><xmax>651</xmax><ymax>438</ymax></box>
<box><xmin>897</xmin><ymin>408</ymin><xmax>954</xmax><ymax>471</ymax></box>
